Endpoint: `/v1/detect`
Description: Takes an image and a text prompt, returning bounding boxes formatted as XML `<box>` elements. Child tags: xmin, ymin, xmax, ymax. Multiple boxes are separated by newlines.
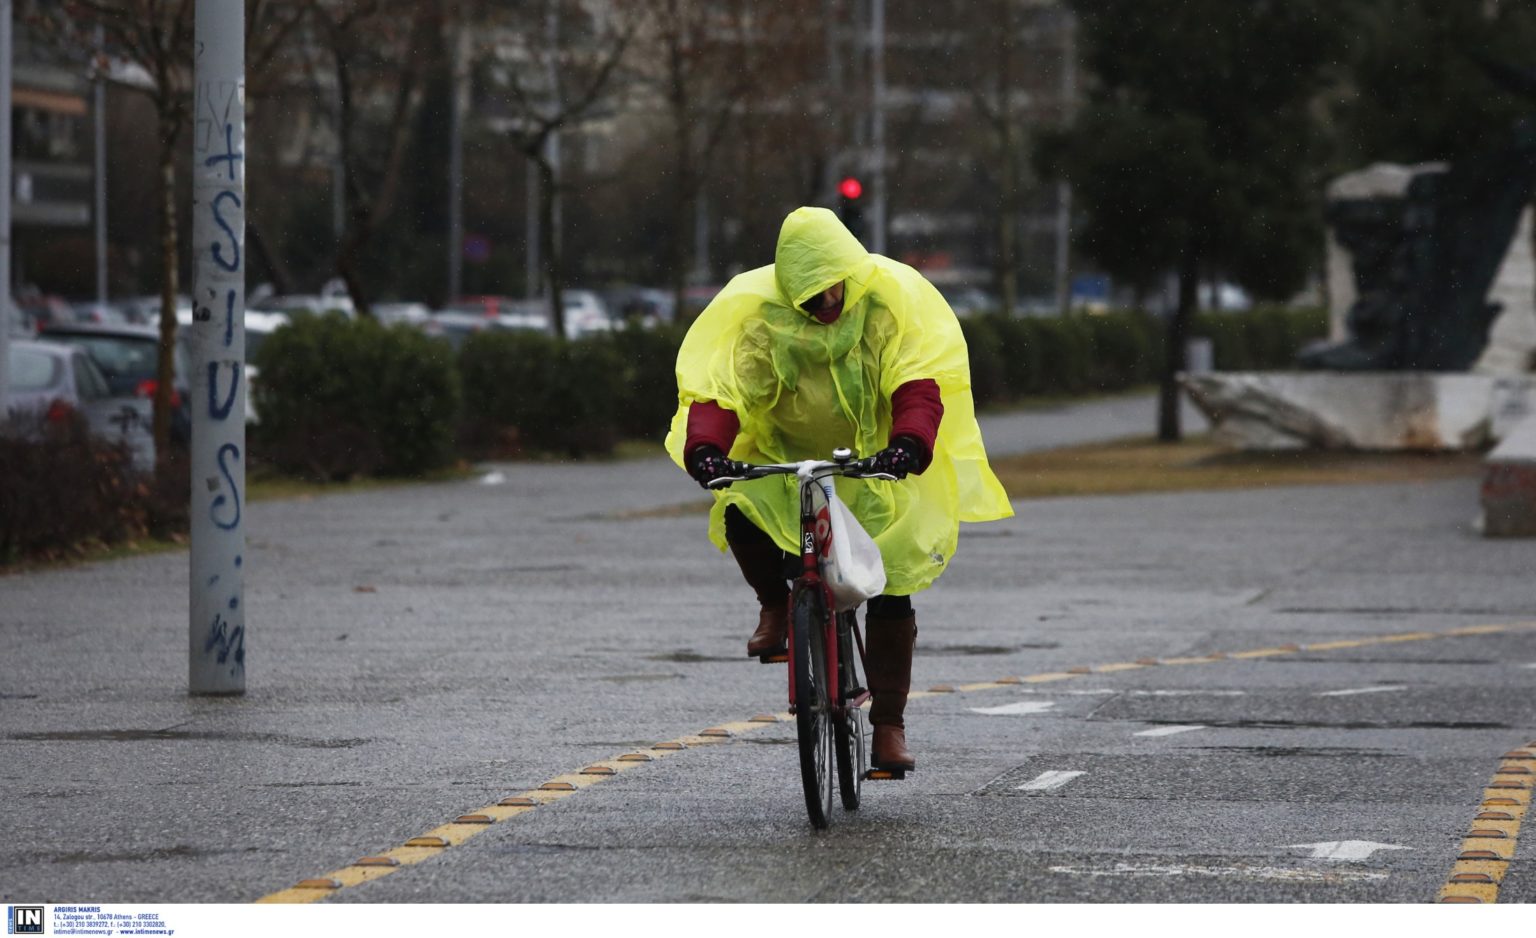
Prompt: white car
<box><xmin>372</xmin><ymin>302</ymin><xmax>433</xmax><ymax>328</ymax></box>
<box><xmin>563</xmin><ymin>290</ymin><xmax>614</xmax><ymax>339</ymax></box>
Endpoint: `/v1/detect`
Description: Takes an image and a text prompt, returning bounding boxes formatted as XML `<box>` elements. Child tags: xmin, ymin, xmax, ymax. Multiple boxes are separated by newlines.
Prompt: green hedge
<box><xmin>1191</xmin><ymin>306</ymin><xmax>1328</xmax><ymax>371</ymax></box>
<box><xmin>0</xmin><ymin>414</ymin><xmax>186</xmax><ymax>565</ymax></box>
<box><xmin>959</xmin><ymin>306</ymin><xmax>1324</xmax><ymax>407</ymax></box>
<box><xmin>244</xmin><ymin>306</ymin><xmax>1327</xmax><ymax>479</ymax></box>
<box><xmin>252</xmin><ymin>313</ymin><xmax>462</xmax><ymax>479</ymax></box>
<box><xmin>457</xmin><ymin>324</ymin><xmax>688</xmax><ymax>458</ymax></box>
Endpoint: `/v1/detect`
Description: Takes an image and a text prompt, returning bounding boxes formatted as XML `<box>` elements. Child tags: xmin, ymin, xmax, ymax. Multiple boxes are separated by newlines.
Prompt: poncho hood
<box><xmin>774</xmin><ymin>207</ymin><xmax>878</xmax><ymax>314</ymax></box>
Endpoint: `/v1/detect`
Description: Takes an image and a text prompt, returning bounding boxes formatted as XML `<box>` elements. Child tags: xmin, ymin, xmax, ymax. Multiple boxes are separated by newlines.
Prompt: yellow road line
<box><xmin>1438</xmin><ymin>742</ymin><xmax>1536</xmax><ymax>904</ymax></box>
<box><xmin>256</xmin><ymin>619</ymin><xmax>1536</xmax><ymax>904</ymax></box>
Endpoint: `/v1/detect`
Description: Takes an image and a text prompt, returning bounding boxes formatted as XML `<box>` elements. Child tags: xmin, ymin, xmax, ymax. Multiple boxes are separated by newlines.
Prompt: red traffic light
<box><xmin>838</xmin><ymin>176</ymin><xmax>864</xmax><ymax>200</ymax></box>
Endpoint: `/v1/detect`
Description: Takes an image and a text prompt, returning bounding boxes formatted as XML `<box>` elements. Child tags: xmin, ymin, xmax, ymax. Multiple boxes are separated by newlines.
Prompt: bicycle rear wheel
<box><xmin>833</xmin><ymin>610</ymin><xmax>864</xmax><ymax>810</ymax></box>
<box><xmin>791</xmin><ymin>586</ymin><xmax>834</xmax><ymax>830</ymax></box>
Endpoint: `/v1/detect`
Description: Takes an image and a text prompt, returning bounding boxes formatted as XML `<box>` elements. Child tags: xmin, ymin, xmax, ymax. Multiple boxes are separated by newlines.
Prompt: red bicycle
<box><xmin>709</xmin><ymin>448</ymin><xmax>898</xmax><ymax>829</ymax></box>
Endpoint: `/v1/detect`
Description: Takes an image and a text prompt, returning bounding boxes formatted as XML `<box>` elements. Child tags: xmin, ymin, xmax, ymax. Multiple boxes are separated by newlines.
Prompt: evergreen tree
<box><xmin>1038</xmin><ymin>0</ymin><xmax>1343</xmax><ymax>440</ymax></box>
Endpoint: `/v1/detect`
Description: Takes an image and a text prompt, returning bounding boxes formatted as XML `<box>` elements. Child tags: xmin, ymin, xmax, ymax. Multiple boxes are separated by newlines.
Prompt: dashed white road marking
<box><xmin>1134</xmin><ymin>724</ymin><xmax>1207</xmax><ymax>737</ymax></box>
<box><xmin>1004</xmin><ymin>688</ymin><xmax>1245</xmax><ymax>697</ymax></box>
<box><xmin>969</xmin><ymin>700</ymin><xmax>1057</xmax><ymax>716</ymax></box>
<box><xmin>1522</xmin><ymin>662</ymin><xmax>1536</xmax><ymax>669</ymax></box>
<box><xmin>479</xmin><ymin>471</ymin><xmax>507</xmax><ymax>486</ymax></box>
<box><xmin>1049</xmin><ymin>863</ymin><xmax>1387</xmax><ymax>883</ymax></box>
<box><xmin>1316</xmin><ymin>685</ymin><xmax>1408</xmax><ymax>697</ymax></box>
<box><xmin>1283</xmin><ymin>841</ymin><xmax>1411</xmax><ymax>862</ymax></box>
<box><xmin>1015</xmin><ymin>770</ymin><xmax>1085</xmax><ymax>791</ymax></box>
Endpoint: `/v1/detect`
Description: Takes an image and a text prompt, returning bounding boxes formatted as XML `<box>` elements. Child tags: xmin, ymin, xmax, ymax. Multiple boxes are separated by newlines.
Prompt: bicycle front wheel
<box><xmin>833</xmin><ymin>610</ymin><xmax>864</xmax><ymax>811</ymax></box>
<box><xmin>791</xmin><ymin>586</ymin><xmax>834</xmax><ymax>830</ymax></box>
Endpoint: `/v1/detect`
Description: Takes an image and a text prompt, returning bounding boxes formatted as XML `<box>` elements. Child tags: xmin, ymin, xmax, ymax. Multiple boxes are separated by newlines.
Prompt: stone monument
<box><xmin>1184</xmin><ymin>66</ymin><xmax>1536</xmax><ymax>453</ymax></box>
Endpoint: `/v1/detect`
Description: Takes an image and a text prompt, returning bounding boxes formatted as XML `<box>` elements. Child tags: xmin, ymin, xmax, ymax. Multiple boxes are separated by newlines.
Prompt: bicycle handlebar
<box><xmin>705</xmin><ymin>453</ymin><xmax>898</xmax><ymax>489</ymax></box>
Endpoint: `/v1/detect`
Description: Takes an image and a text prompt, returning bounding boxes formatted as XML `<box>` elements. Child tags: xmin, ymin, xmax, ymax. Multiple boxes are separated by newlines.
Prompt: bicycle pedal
<box><xmin>757</xmin><ymin>649</ymin><xmax>788</xmax><ymax>664</ymax></box>
<box><xmin>865</xmin><ymin>768</ymin><xmax>908</xmax><ymax>781</ymax></box>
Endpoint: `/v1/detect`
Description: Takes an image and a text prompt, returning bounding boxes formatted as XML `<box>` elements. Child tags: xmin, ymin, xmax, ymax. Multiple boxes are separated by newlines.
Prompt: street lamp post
<box><xmin>0</xmin><ymin>0</ymin><xmax>12</xmax><ymax>424</ymax></box>
<box><xmin>189</xmin><ymin>0</ymin><xmax>246</xmax><ymax>695</ymax></box>
<box><xmin>94</xmin><ymin>25</ymin><xmax>108</xmax><ymax>306</ymax></box>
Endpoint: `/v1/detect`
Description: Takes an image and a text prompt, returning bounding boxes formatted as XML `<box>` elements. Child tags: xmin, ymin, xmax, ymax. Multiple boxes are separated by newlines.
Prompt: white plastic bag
<box><xmin>812</xmin><ymin>479</ymin><xmax>887</xmax><ymax>611</ymax></box>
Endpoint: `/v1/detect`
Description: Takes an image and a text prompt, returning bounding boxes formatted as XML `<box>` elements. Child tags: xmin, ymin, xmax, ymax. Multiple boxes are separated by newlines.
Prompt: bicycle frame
<box><xmin>708</xmin><ymin>453</ymin><xmax>891</xmax><ymax>718</ymax></box>
<box><xmin>708</xmin><ymin>449</ymin><xmax>893</xmax><ymax>825</ymax></box>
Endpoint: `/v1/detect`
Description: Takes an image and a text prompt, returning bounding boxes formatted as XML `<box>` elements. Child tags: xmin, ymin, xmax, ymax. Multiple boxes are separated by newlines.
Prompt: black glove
<box><xmin>869</xmin><ymin>437</ymin><xmax>924</xmax><ymax>480</ymax></box>
<box><xmin>687</xmin><ymin>444</ymin><xmax>736</xmax><ymax>489</ymax></box>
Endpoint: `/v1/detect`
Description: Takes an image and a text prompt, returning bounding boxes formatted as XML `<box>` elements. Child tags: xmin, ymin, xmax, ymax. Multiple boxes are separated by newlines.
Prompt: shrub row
<box><xmin>253</xmin><ymin>313</ymin><xmax>462</xmax><ymax>480</ymax></box>
<box><xmin>961</xmin><ymin>306</ymin><xmax>1327</xmax><ymax>408</ymax></box>
<box><xmin>1191</xmin><ymin>306</ymin><xmax>1329</xmax><ymax>372</ymax></box>
<box><xmin>249</xmin><ymin>307</ymin><xmax>1327</xmax><ymax>480</ymax></box>
<box><xmin>0</xmin><ymin>415</ymin><xmax>187</xmax><ymax>565</ymax></box>
<box><xmin>251</xmin><ymin>315</ymin><xmax>687</xmax><ymax>476</ymax></box>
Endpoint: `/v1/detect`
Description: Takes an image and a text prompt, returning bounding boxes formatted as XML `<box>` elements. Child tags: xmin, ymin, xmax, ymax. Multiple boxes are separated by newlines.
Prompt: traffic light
<box><xmin>837</xmin><ymin>176</ymin><xmax>866</xmax><ymax>243</ymax></box>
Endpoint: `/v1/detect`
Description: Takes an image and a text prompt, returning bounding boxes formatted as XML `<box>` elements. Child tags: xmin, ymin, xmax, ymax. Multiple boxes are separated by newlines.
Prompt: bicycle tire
<box><xmin>833</xmin><ymin>611</ymin><xmax>864</xmax><ymax>810</ymax></box>
<box><xmin>791</xmin><ymin>586</ymin><xmax>834</xmax><ymax>830</ymax></box>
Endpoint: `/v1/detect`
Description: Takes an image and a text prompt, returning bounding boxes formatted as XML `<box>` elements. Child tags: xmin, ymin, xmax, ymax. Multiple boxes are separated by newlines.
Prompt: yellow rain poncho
<box><xmin>665</xmin><ymin>207</ymin><xmax>1013</xmax><ymax>595</ymax></box>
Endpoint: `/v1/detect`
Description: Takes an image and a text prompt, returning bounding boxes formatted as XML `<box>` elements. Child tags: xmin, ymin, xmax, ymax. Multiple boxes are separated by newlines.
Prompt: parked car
<box><xmin>6</xmin><ymin>299</ymin><xmax>37</xmax><ymax>337</ymax></box>
<box><xmin>5</xmin><ymin>339</ymin><xmax>155</xmax><ymax>471</ymax></box>
<box><xmin>137</xmin><ymin>295</ymin><xmax>195</xmax><ymax>328</ymax></box>
<box><xmin>372</xmin><ymin>301</ymin><xmax>433</xmax><ymax>328</ymax></box>
<box><xmin>562</xmin><ymin>289</ymin><xmax>614</xmax><ymax>338</ymax></box>
<box><xmin>38</xmin><ymin>322</ymin><xmax>192</xmax><ymax>445</ymax></box>
<box><xmin>249</xmin><ymin>293</ymin><xmax>356</xmax><ymax>318</ymax></box>
<box><xmin>939</xmin><ymin>287</ymin><xmax>997</xmax><ymax>317</ymax></box>
<box><xmin>441</xmin><ymin>296</ymin><xmax>553</xmax><ymax>334</ymax></box>
<box><xmin>70</xmin><ymin>301</ymin><xmax>129</xmax><ymax>325</ymax></box>
<box><xmin>14</xmin><ymin>293</ymin><xmax>75</xmax><ymax>331</ymax></box>
<box><xmin>423</xmin><ymin>311</ymin><xmax>492</xmax><ymax>351</ymax></box>
<box><xmin>602</xmin><ymin>286</ymin><xmax>676</xmax><ymax>327</ymax></box>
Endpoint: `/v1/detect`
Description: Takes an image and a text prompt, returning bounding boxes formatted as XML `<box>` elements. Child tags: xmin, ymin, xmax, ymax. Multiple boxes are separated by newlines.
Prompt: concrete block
<box><xmin>1481</xmin><ymin>415</ymin><xmax>1536</xmax><ymax>537</ymax></box>
<box><xmin>1180</xmin><ymin>371</ymin><xmax>1536</xmax><ymax>451</ymax></box>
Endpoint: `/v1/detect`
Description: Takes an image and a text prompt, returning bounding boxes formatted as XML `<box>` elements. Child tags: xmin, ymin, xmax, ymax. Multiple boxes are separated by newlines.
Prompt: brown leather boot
<box><xmin>728</xmin><ymin>538</ymin><xmax>789</xmax><ymax>660</ymax></box>
<box><xmin>865</xmin><ymin>612</ymin><xmax>917</xmax><ymax>771</ymax></box>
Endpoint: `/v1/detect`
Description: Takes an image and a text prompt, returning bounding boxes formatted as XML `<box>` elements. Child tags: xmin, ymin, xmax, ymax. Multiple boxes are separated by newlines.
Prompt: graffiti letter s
<box><xmin>211</xmin><ymin>190</ymin><xmax>242</xmax><ymax>272</ymax></box>
<box><xmin>210</xmin><ymin>443</ymin><xmax>242</xmax><ymax>531</ymax></box>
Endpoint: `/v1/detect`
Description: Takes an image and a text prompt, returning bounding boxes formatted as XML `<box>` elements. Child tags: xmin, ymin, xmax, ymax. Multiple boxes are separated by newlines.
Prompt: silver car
<box><xmin>5</xmin><ymin>340</ymin><xmax>156</xmax><ymax>472</ymax></box>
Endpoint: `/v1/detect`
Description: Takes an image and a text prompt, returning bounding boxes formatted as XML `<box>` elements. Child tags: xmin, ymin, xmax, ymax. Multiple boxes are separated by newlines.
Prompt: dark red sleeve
<box><xmin>685</xmin><ymin>400</ymin><xmax>741</xmax><ymax>460</ymax></box>
<box><xmin>890</xmin><ymin>379</ymin><xmax>944</xmax><ymax>473</ymax></box>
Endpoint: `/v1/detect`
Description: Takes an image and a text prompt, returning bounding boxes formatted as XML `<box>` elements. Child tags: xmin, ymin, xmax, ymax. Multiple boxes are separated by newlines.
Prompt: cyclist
<box><xmin>666</xmin><ymin>206</ymin><xmax>1012</xmax><ymax>773</ymax></box>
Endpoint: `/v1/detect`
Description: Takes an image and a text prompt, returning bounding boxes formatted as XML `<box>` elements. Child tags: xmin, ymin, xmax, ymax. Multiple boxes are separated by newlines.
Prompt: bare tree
<box><xmin>963</xmin><ymin>0</ymin><xmax>1049</xmax><ymax>318</ymax></box>
<box><xmin>629</xmin><ymin>1</ymin><xmax>778</xmax><ymax>317</ymax></box>
<box><xmin>482</xmin><ymin>0</ymin><xmax>633</xmax><ymax>339</ymax></box>
<box><xmin>35</xmin><ymin>1</ymin><xmax>303</xmax><ymax>465</ymax></box>
<box><xmin>299</xmin><ymin>0</ymin><xmax>444</xmax><ymax>319</ymax></box>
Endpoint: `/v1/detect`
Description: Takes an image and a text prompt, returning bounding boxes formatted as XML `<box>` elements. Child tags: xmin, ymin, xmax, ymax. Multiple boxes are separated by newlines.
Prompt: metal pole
<box><xmin>0</xmin><ymin>0</ymin><xmax>12</xmax><ymax>424</ymax></box>
<box><xmin>190</xmin><ymin>0</ymin><xmax>246</xmax><ymax>695</ymax></box>
<box><xmin>93</xmin><ymin>25</ymin><xmax>108</xmax><ymax>306</ymax></box>
<box><xmin>1054</xmin><ymin>10</ymin><xmax>1076</xmax><ymax>315</ymax></box>
<box><xmin>822</xmin><ymin>0</ymin><xmax>841</xmax><ymax>201</ymax></box>
<box><xmin>546</xmin><ymin>0</ymin><xmax>562</xmax><ymax>273</ymax></box>
<box><xmin>447</xmin><ymin>24</ymin><xmax>467</xmax><ymax>300</ymax></box>
<box><xmin>868</xmin><ymin>0</ymin><xmax>886</xmax><ymax>255</ymax></box>
<box><xmin>524</xmin><ymin>159</ymin><xmax>538</xmax><ymax>298</ymax></box>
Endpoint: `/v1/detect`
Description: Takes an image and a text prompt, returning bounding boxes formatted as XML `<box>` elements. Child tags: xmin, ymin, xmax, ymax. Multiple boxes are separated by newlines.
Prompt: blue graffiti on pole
<box><xmin>207</xmin><ymin>361</ymin><xmax>240</xmax><ymax>421</ymax></box>
<box><xmin>205</xmin><ymin>123</ymin><xmax>243</xmax><ymax>181</ymax></box>
<box><xmin>224</xmin><ymin>290</ymin><xmax>235</xmax><ymax>346</ymax></box>
<box><xmin>210</xmin><ymin>443</ymin><xmax>242</xmax><ymax>531</ymax></box>
<box><xmin>205</xmin><ymin>612</ymin><xmax>246</xmax><ymax>673</ymax></box>
<box><xmin>211</xmin><ymin>191</ymin><xmax>241</xmax><ymax>273</ymax></box>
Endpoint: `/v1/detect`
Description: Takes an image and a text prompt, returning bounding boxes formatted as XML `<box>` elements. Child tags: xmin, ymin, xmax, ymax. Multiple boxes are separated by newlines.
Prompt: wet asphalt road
<box><xmin>1</xmin><ymin>394</ymin><xmax>1533</xmax><ymax>904</ymax></box>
